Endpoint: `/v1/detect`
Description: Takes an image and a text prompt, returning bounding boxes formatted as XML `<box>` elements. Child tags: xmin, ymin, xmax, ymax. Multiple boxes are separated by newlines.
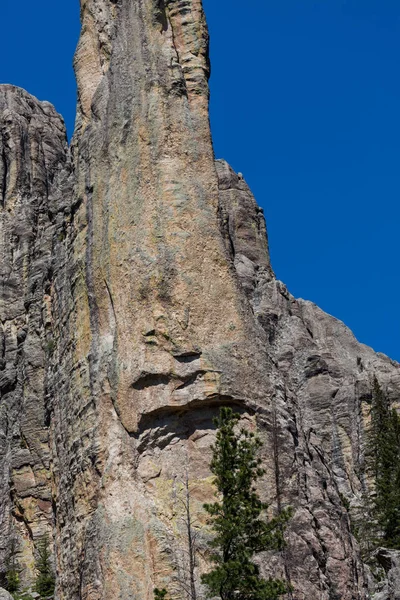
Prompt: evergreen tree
<box><xmin>383</xmin><ymin>408</ymin><xmax>400</xmax><ymax>548</ymax></box>
<box><xmin>5</xmin><ymin>537</ymin><xmax>20</xmax><ymax>594</ymax></box>
<box><xmin>366</xmin><ymin>378</ymin><xmax>400</xmax><ymax>549</ymax></box>
<box><xmin>201</xmin><ymin>407</ymin><xmax>291</xmax><ymax>600</ymax></box>
<box><xmin>154</xmin><ymin>589</ymin><xmax>169</xmax><ymax>600</ymax></box>
<box><xmin>34</xmin><ymin>535</ymin><xmax>55</xmax><ymax>598</ymax></box>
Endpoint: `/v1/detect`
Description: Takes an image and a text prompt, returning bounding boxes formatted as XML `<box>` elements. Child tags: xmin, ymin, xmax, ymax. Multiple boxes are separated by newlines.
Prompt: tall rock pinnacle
<box><xmin>56</xmin><ymin>1</ymin><xmax>277</xmax><ymax>595</ymax></box>
<box><xmin>0</xmin><ymin>2</ymin><xmax>399</xmax><ymax>599</ymax></box>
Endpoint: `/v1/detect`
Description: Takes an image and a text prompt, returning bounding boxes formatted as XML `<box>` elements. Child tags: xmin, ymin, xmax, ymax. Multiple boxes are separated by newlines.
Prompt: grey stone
<box><xmin>0</xmin><ymin>2</ymin><xmax>399</xmax><ymax>599</ymax></box>
<box><xmin>0</xmin><ymin>85</ymin><xmax>72</xmax><ymax>585</ymax></box>
<box><xmin>372</xmin><ymin>549</ymin><xmax>400</xmax><ymax>600</ymax></box>
<box><xmin>216</xmin><ymin>158</ymin><xmax>400</xmax><ymax>599</ymax></box>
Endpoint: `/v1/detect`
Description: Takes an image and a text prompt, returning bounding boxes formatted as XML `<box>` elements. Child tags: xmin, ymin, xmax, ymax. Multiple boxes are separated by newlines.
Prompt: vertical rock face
<box><xmin>0</xmin><ymin>2</ymin><xmax>399</xmax><ymax>600</ymax></box>
<box><xmin>0</xmin><ymin>86</ymin><xmax>71</xmax><ymax>584</ymax></box>
<box><xmin>54</xmin><ymin>1</ymin><xmax>277</xmax><ymax>597</ymax></box>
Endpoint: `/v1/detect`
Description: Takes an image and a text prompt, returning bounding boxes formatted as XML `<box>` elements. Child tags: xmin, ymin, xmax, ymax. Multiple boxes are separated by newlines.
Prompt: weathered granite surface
<box><xmin>0</xmin><ymin>588</ymin><xmax>13</xmax><ymax>600</ymax></box>
<box><xmin>0</xmin><ymin>86</ymin><xmax>71</xmax><ymax>585</ymax></box>
<box><xmin>372</xmin><ymin>549</ymin><xmax>400</xmax><ymax>600</ymax></box>
<box><xmin>0</xmin><ymin>1</ymin><xmax>399</xmax><ymax>599</ymax></box>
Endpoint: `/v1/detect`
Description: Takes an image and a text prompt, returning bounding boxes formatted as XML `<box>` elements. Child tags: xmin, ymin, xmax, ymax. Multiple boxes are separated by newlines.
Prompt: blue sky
<box><xmin>2</xmin><ymin>0</ymin><xmax>399</xmax><ymax>361</ymax></box>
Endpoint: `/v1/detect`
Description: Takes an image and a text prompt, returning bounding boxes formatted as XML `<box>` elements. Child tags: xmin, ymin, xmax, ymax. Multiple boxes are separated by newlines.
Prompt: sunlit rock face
<box><xmin>0</xmin><ymin>2</ymin><xmax>399</xmax><ymax>599</ymax></box>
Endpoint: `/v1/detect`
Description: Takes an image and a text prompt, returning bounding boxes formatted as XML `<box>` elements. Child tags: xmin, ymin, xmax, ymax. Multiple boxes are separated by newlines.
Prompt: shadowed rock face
<box><xmin>0</xmin><ymin>86</ymin><xmax>72</xmax><ymax>584</ymax></box>
<box><xmin>0</xmin><ymin>2</ymin><xmax>399</xmax><ymax>599</ymax></box>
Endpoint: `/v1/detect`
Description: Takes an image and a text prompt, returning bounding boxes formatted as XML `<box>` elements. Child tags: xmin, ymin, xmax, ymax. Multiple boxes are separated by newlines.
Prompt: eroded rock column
<box><xmin>51</xmin><ymin>0</ymin><xmax>278</xmax><ymax>598</ymax></box>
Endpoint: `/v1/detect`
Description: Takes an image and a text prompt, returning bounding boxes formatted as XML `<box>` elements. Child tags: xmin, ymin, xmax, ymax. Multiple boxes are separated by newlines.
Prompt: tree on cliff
<box><xmin>154</xmin><ymin>475</ymin><xmax>200</xmax><ymax>600</ymax></box>
<box><xmin>5</xmin><ymin>537</ymin><xmax>21</xmax><ymax>594</ymax></box>
<box><xmin>366</xmin><ymin>378</ymin><xmax>400</xmax><ymax>549</ymax></box>
<box><xmin>202</xmin><ymin>407</ymin><xmax>291</xmax><ymax>600</ymax></box>
<box><xmin>34</xmin><ymin>535</ymin><xmax>55</xmax><ymax>598</ymax></box>
<box><xmin>176</xmin><ymin>473</ymin><xmax>199</xmax><ymax>600</ymax></box>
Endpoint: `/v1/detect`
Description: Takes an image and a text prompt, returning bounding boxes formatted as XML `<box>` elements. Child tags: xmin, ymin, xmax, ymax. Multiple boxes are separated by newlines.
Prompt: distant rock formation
<box><xmin>0</xmin><ymin>2</ymin><xmax>398</xmax><ymax>599</ymax></box>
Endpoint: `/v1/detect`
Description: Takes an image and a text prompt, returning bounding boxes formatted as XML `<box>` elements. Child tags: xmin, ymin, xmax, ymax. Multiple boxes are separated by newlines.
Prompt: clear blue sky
<box><xmin>2</xmin><ymin>0</ymin><xmax>399</xmax><ymax>362</ymax></box>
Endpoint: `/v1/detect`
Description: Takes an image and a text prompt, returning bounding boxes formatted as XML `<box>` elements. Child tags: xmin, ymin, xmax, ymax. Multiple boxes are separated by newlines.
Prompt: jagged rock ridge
<box><xmin>0</xmin><ymin>2</ymin><xmax>399</xmax><ymax>599</ymax></box>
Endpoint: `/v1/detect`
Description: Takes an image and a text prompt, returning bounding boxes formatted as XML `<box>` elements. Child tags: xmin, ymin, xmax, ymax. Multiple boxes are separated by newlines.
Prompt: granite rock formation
<box><xmin>0</xmin><ymin>86</ymin><xmax>72</xmax><ymax>583</ymax></box>
<box><xmin>373</xmin><ymin>549</ymin><xmax>400</xmax><ymax>600</ymax></box>
<box><xmin>0</xmin><ymin>588</ymin><xmax>13</xmax><ymax>600</ymax></box>
<box><xmin>0</xmin><ymin>1</ymin><xmax>399</xmax><ymax>599</ymax></box>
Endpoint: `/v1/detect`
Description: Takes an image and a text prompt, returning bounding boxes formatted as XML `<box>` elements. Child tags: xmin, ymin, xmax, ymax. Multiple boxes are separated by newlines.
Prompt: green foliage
<box><xmin>12</xmin><ymin>590</ymin><xmax>36</xmax><ymax>600</ymax></box>
<box><xmin>34</xmin><ymin>535</ymin><xmax>55</xmax><ymax>598</ymax></box>
<box><xmin>154</xmin><ymin>589</ymin><xmax>169</xmax><ymax>600</ymax></box>
<box><xmin>6</xmin><ymin>569</ymin><xmax>20</xmax><ymax>594</ymax></box>
<box><xmin>201</xmin><ymin>407</ymin><xmax>291</xmax><ymax>600</ymax></box>
<box><xmin>366</xmin><ymin>378</ymin><xmax>400</xmax><ymax>549</ymax></box>
<box><xmin>5</xmin><ymin>537</ymin><xmax>21</xmax><ymax>594</ymax></box>
<box><xmin>339</xmin><ymin>492</ymin><xmax>351</xmax><ymax>513</ymax></box>
<box><xmin>46</xmin><ymin>339</ymin><xmax>55</xmax><ymax>356</ymax></box>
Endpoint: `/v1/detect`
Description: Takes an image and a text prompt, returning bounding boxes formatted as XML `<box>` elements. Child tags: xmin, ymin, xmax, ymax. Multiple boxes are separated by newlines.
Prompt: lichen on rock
<box><xmin>0</xmin><ymin>1</ymin><xmax>399</xmax><ymax>599</ymax></box>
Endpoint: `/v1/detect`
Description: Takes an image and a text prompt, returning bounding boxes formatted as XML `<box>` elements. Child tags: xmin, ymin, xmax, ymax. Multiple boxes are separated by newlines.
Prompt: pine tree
<box><xmin>5</xmin><ymin>537</ymin><xmax>20</xmax><ymax>594</ymax></box>
<box><xmin>154</xmin><ymin>589</ymin><xmax>169</xmax><ymax>600</ymax></box>
<box><xmin>201</xmin><ymin>407</ymin><xmax>291</xmax><ymax>600</ymax></box>
<box><xmin>366</xmin><ymin>378</ymin><xmax>400</xmax><ymax>549</ymax></box>
<box><xmin>383</xmin><ymin>408</ymin><xmax>400</xmax><ymax>548</ymax></box>
<box><xmin>34</xmin><ymin>535</ymin><xmax>55</xmax><ymax>598</ymax></box>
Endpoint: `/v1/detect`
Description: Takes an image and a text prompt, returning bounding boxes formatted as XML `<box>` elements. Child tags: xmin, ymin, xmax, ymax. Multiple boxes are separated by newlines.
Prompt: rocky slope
<box><xmin>0</xmin><ymin>1</ymin><xmax>399</xmax><ymax>599</ymax></box>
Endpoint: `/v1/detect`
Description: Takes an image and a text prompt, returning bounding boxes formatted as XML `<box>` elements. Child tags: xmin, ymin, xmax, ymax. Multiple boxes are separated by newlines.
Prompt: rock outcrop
<box><xmin>0</xmin><ymin>1</ymin><xmax>398</xmax><ymax>599</ymax></box>
<box><xmin>372</xmin><ymin>549</ymin><xmax>400</xmax><ymax>600</ymax></box>
<box><xmin>0</xmin><ymin>86</ymin><xmax>71</xmax><ymax>585</ymax></box>
<box><xmin>216</xmin><ymin>160</ymin><xmax>400</xmax><ymax>600</ymax></box>
<box><xmin>0</xmin><ymin>588</ymin><xmax>13</xmax><ymax>600</ymax></box>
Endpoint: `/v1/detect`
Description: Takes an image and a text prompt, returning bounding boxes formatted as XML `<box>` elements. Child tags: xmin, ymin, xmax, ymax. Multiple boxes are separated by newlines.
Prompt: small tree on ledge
<box><xmin>201</xmin><ymin>407</ymin><xmax>291</xmax><ymax>600</ymax></box>
<box><xmin>34</xmin><ymin>534</ymin><xmax>55</xmax><ymax>599</ymax></box>
<box><xmin>5</xmin><ymin>536</ymin><xmax>21</xmax><ymax>594</ymax></box>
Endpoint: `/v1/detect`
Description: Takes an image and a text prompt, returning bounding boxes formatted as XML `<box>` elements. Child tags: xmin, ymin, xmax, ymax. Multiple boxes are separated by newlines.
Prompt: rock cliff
<box><xmin>0</xmin><ymin>1</ymin><xmax>398</xmax><ymax>599</ymax></box>
<box><xmin>0</xmin><ymin>86</ymin><xmax>72</xmax><ymax>583</ymax></box>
